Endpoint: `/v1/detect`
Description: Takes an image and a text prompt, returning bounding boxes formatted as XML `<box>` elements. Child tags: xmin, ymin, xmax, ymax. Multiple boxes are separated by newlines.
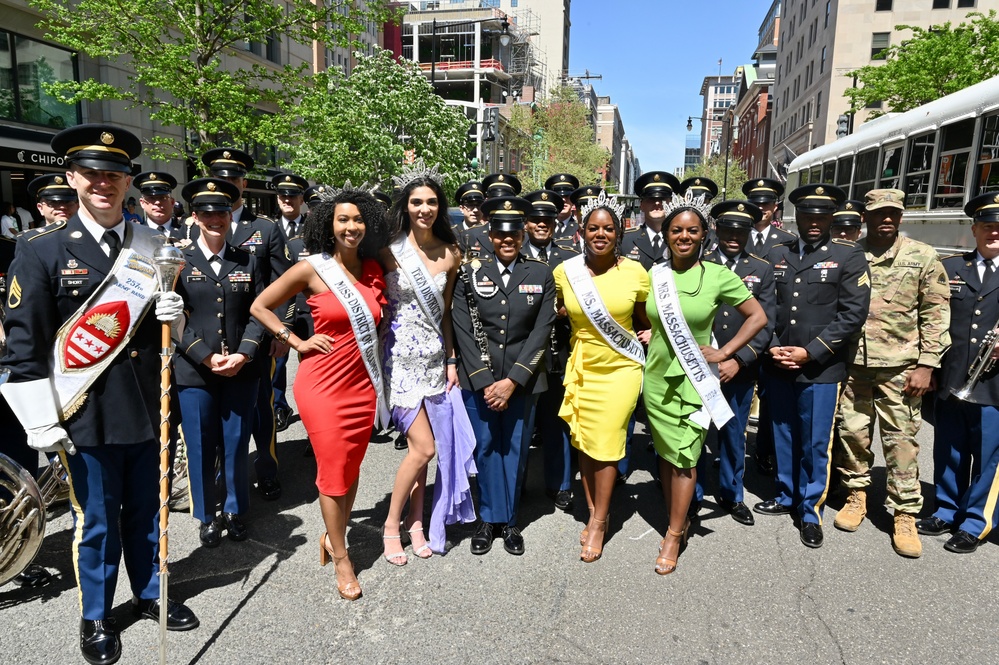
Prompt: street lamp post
<box><xmin>429</xmin><ymin>17</ymin><xmax>510</xmax><ymax>86</ymax></box>
<box><xmin>687</xmin><ymin>115</ymin><xmax>732</xmax><ymax>201</ymax></box>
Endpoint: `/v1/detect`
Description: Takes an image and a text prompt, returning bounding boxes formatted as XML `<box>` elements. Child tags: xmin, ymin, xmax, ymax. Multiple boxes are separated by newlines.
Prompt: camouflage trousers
<box><xmin>835</xmin><ymin>365</ymin><xmax>923</xmax><ymax>513</ymax></box>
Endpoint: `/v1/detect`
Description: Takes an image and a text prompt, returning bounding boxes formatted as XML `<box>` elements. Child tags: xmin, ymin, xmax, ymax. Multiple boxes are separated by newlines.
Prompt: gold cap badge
<box><xmin>653</xmin><ymin>174</ymin><xmax>661</xmax><ymax>182</ymax></box>
<box><xmin>223</xmin><ymin>150</ymin><xmax>231</xmax><ymax>159</ymax></box>
<box><xmin>541</xmin><ymin>192</ymin><xmax>549</xmax><ymax>200</ymax></box>
<box><xmin>737</xmin><ymin>203</ymin><xmax>745</xmax><ymax>211</ymax></box>
<box><xmin>207</xmin><ymin>182</ymin><xmax>217</xmax><ymax>191</ymax></box>
<box><xmin>503</xmin><ymin>201</ymin><xmax>512</xmax><ymax>210</ymax></box>
<box><xmin>55</xmin><ymin>176</ymin><xmax>63</xmax><ymax>184</ymax></box>
<box><xmin>498</xmin><ymin>175</ymin><xmax>505</xmax><ymax>181</ymax></box>
<box><xmin>100</xmin><ymin>132</ymin><xmax>114</xmax><ymax>145</ymax></box>
<box><xmin>816</xmin><ymin>186</ymin><xmax>825</xmax><ymax>195</ymax></box>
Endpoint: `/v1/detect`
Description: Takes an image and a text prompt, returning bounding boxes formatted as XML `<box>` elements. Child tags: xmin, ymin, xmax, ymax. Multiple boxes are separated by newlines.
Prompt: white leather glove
<box><xmin>155</xmin><ymin>291</ymin><xmax>184</xmax><ymax>322</ymax></box>
<box><xmin>0</xmin><ymin>379</ymin><xmax>76</xmax><ymax>455</ymax></box>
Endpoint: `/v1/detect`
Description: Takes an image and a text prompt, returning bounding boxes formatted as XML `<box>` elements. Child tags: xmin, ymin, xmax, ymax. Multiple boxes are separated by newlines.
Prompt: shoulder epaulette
<box><xmin>254</xmin><ymin>214</ymin><xmax>276</xmax><ymax>224</ymax></box>
<box><xmin>623</xmin><ymin>227</ymin><xmax>640</xmax><ymax>234</ymax></box>
<box><xmin>941</xmin><ymin>252</ymin><xmax>967</xmax><ymax>260</ymax></box>
<box><xmin>555</xmin><ymin>243</ymin><xmax>580</xmax><ymax>253</ymax></box>
<box><xmin>26</xmin><ymin>220</ymin><xmax>66</xmax><ymax>241</ymax></box>
<box><xmin>831</xmin><ymin>238</ymin><xmax>858</xmax><ymax>246</ymax></box>
<box><xmin>748</xmin><ymin>253</ymin><xmax>772</xmax><ymax>264</ymax></box>
<box><xmin>522</xmin><ymin>256</ymin><xmax>547</xmax><ymax>265</ymax></box>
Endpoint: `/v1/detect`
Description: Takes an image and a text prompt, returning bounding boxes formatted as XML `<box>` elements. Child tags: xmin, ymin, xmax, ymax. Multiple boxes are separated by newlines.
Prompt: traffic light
<box><xmin>483</xmin><ymin>107</ymin><xmax>499</xmax><ymax>142</ymax></box>
<box><xmin>836</xmin><ymin>114</ymin><xmax>850</xmax><ymax>139</ymax></box>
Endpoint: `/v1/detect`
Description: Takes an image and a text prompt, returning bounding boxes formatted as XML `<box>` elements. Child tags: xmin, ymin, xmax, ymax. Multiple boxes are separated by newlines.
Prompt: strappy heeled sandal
<box><xmin>580</xmin><ymin>518</ymin><xmax>606</xmax><ymax>563</ymax></box>
<box><xmin>407</xmin><ymin>526</ymin><xmax>433</xmax><ymax>559</ymax></box>
<box><xmin>580</xmin><ymin>506</ymin><xmax>596</xmax><ymax>546</ymax></box>
<box><xmin>381</xmin><ymin>527</ymin><xmax>408</xmax><ymax>566</ymax></box>
<box><xmin>319</xmin><ymin>532</ymin><xmax>362</xmax><ymax>600</ymax></box>
<box><xmin>654</xmin><ymin>520</ymin><xmax>690</xmax><ymax>575</ymax></box>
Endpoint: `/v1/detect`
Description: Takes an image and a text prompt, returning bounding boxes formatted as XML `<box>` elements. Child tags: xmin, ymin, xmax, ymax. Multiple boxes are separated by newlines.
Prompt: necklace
<box><xmin>677</xmin><ymin>263</ymin><xmax>705</xmax><ymax>297</ymax></box>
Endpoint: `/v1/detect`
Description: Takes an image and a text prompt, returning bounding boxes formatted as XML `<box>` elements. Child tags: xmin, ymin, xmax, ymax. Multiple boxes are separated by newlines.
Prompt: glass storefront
<box><xmin>0</xmin><ymin>31</ymin><xmax>80</xmax><ymax>130</ymax></box>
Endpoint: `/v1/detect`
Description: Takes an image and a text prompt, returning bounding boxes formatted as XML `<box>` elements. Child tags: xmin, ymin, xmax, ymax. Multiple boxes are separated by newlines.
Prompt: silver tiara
<box><xmin>662</xmin><ymin>189</ymin><xmax>713</xmax><ymax>221</ymax></box>
<box><xmin>391</xmin><ymin>158</ymin><xmax>445</xmax><ymax>189</ymax></box>
<box><xmin>318</xmin><ymin>180</ymin><xmax>372</xmax><ymax>201</ymax></box>
<box><xmin>579</xmin><ymin>189</ymin><xmax>626</xmax><ymax>221</ymax></box>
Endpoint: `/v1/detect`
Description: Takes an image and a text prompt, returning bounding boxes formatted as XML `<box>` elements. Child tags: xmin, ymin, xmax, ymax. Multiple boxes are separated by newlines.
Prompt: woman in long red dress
<box><xmin>252</xmin><ymin>189</ymin><xmax>388</xmax><ymax>601</ymax></box>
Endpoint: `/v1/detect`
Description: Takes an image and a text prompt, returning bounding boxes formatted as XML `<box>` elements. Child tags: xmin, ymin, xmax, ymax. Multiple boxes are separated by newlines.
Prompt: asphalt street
<box><xmin>3</xmin><ymin>357</ymin><xmax>999</xmax><ymax>664</ymax></box>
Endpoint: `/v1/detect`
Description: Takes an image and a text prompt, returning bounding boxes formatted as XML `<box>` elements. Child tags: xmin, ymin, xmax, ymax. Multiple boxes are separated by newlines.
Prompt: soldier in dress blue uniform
<box><xmin>175</xmin><ymin>178</ymin><xmax>268</xmax><ymax>548</ymax></box>
<box><xmin>753</xmin><ymin>184</ymin><xmax>871</xmax><ymax>549</ymax></box>
<box><xmin>621</xmin><ymin>171</ymin><xmax>681</xmax><ymax>270</ymax></box>
<box><xmin>917</xmin><ymin>193</ymin><xmax>999</xmax><ymax>554</ymax></box>
<box><xmin>694</xmin><ymin>200</ymin><xmax>775</xmax><ymax>526</ymax></box>
<box><xmin>482</xmin><ymin>172</ymin><xmax>522</xmax><ymax>199</ymax></box>
<box><xmin>831</xmin><ymin>199</ymin><xmax>864</xmax><ymax>241</ymax></box>
<box><xmin>742</xmin><ymin>177</ymin><xmax>794</xmax><ymax>475</ymax></box>
<box><xmin>452</xmin><ymin>195</ymin><xmax>556</xmax><ymax>556</ymax></box>
<box><xmin>1</xmin><ymin>124</ymin><xmax>198</xmax><ymax>665</ymax></box>
<box><xmin>452</xmin><ymin>181</ymin><xmax>489</xmax><ymax>258</ymax></box>
<box><xmin>544</xmin><ymin>173</ymin><xmax>580</xmax><ymax>239</ymax></box>
<box><xmin>201</xmin><ymin>147</ymin><xmax>292</xmax><ymax>500</ymax></box>
<box><xmin>521</xmin><ymin>189</ymin><xmax>579</xmax><ymax>510</ymax></box>
<box><xmin>28</xmin><ymin>173</ymin><xmax>78</xmax><ymax>227</ymax></box>
<box><xmin>133</xmin><ymin>171</ymin><xmax>183</xmax><ymax>240</ymax></box>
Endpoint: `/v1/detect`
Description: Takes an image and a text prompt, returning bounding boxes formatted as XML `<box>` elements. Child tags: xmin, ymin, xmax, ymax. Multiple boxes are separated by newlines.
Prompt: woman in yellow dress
<box><xmin>553</xmin><ymin>193</ymin><xmax>650</xmax><ymax>563</ymax></box>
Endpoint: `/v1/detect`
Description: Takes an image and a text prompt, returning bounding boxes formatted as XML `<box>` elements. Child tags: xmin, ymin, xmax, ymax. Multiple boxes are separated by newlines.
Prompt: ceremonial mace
<box><xmin>152</xmin><ymin>241</ymin><xmax>185</xmax><ymax>665</ymax></box>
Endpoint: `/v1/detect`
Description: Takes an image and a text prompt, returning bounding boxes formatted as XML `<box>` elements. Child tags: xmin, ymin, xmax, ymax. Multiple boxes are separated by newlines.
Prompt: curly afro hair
<box><xmin>301</xmin><ymin>190</ymin><xmax>389</xmax><ymax>259</ymax></box>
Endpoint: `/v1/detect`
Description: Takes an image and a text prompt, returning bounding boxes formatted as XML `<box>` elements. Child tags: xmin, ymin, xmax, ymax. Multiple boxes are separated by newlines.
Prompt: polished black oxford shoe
<box><xmin>502</xmin><ymin>526</ymin><xmax>525</xmax><ymax>555</ymax></box>
<box><xmin>547</xmin><ymin>489</ymin><xmax>573</xmax><ymax>512</ymax></box>
<box><xmin>719</xmin><ymin>498</ymin><xmax>755</xmax><ymax>526</ymax></box>
<box><xmin>800</xmin><ymin>523</ymin><xmax>823</xmax><ymax>548</ymax></box>
<box><xmin>753</xmin><ymin>498</ymin><xmax>793</xmax><ymax>516</ymax></box>
<box><xmin>131</xmin><ymin>597</ymin><xmax>200</xmax><ymax>631</ymax></box>
<box><xmin>274</xmin><ymin>406</ymin><xmax>292</xmax><ymax>432</ymax></box>
<box><xmin>257</xmin><ymin>477</ymin><xmax>282</xmax><ymax>501</ymax></box>
<box><xmin>470</xmin><ymin>522</ymin><xmax>495</xmax><ymax>555</ymax></box>
<box><xmin>915</xmin><ymin>516</ymin><xmax>952</xmax><ymax>536</ymax></box>
<box><xmin>15</xmin><ymin>564</ymin><xmax>52</xmax><ymax>588</ymax></box>
<box><xmin>223</xmin><ymin>512</ymin><xmax>248</xmax><ymax>541</ymax></box>
<box><xmin>80</xmin><ymin>618</ymin><xmax>121</xmax><ymax>665</ymax></box>
<box><xmin>199</xmin><ymin>518</ymin><xmax>223</xmax><ymax>548</ymax></box>
<box><xmin>944</xmin><ymin>529</ymin><xmax>980</xmax><ymax>554</ymax></box>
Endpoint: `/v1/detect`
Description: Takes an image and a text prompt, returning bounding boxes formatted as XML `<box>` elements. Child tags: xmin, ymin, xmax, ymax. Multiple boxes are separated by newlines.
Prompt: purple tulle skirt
<box><xmin>392</xmin><ymin>389</ymin><xmax>478</xmax><ymax>553</ymax></box>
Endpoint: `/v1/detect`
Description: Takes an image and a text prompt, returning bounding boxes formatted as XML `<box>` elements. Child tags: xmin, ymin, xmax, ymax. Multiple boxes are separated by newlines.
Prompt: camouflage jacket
<box><xmin>849</xmin><ymin>234</ymin><xmax>951</xmax><ymax>368</ymax></box>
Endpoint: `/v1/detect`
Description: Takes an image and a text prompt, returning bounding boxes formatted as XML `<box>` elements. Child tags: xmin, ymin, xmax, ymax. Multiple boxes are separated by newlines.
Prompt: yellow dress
<box><xmin>553</xmin><ymin>258</ymin><xmax>650</xmax><ymax>462</ymax></box>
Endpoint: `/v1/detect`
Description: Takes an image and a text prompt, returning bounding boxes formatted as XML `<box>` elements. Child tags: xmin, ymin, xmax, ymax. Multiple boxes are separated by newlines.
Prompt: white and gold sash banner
<box><xmin>390</xmin><ymin>235</ymin><xmax>445</xmax><ymax>327</ymax></box>
<box><xmin>307</xmin><ymin>253</ymin><xmax>389</xmax><ymax>429</ymax></box>
<box><xmin>51</xmin><ymin>229</ymin><xmax>162</xmax><ymax>419</ymax></box>
<box><xmin>563</xmin><ymin>255</ymin><xmax>645</xmax><ymax>366</ymax></box>
<box><xmin>651</xmin><ymin>262</ymin><xmax>733</xmax><ymax>429</ymax></box>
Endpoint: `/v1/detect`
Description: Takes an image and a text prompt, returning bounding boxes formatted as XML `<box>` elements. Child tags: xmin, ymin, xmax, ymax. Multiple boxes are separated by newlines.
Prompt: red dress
<box><xmin>294</xmin><ymin>258</ymin><xmax>387</xmax><ymax>496</ymax></box>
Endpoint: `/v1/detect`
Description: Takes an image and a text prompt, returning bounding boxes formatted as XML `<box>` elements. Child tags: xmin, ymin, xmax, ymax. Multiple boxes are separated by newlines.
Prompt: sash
<box><xmin>390</xmin><ymin>235</ymin><xmax>444</xmax><ymax>327</ymax></box>
<box><xmin>51</xmin><ymin>228</ymin><xmax>162</xmax><ymax>419</ymax></box>
<box><xmin>563</xmin><ymin>255</ymin><xmax>645</xmax><ymax>366</ymax></box>
<box><xmin>307</xmin><ymin>254</ymin><xmax>390</xmax><ymax>429</ymax></box>
<box><xmin>651</xmin><ymin>262</ymin><xmax>733</xmax><ymax>429</ymax></box>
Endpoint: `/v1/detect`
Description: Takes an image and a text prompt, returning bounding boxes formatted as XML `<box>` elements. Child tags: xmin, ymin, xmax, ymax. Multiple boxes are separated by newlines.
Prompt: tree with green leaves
<box><xmin>32</xmin><ymin>0</ymin><xmax>396</xmax><ymax>164</ymax></box>
<box><xmin>846</xmin><ymin>10</ymin><xmax>999</xmax><ymax>117</ymax></box>
<box><xmin>684</xmin><ymin>154</ymin><xmax>749</xmax><ymax>202</ymax></box>
<box><xmin>280</xmin><ymin>49</ymin><xmax>475</xmax><ymax>195</ymax></box>
<box><xmin>504</xmin><ymin>85</ymin><xmax>609</xmax><ymax>192</ymax></box>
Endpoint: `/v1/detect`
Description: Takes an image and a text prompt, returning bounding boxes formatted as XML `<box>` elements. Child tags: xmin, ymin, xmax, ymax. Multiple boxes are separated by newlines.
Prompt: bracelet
<box><xmin>276</xmin><ymin>328</ymin><xmax>292</xmax><ymax>344</ymax></box>
<box><xmin>445</xmin><ymin>358</ymin><xmax>458</xmax><ymax>366</ymax></box>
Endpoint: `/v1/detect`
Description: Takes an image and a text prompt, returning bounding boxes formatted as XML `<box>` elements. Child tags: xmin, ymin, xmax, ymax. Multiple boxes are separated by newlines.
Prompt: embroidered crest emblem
<box><xmin>63</xmin><ymin>301</ymin><xmax>131</xmax><ymax>369</ymax></box>
<box><xmin>7</xmin><ymin>275</ymin><xmax>21</xmax><ymax>309</ymax></box>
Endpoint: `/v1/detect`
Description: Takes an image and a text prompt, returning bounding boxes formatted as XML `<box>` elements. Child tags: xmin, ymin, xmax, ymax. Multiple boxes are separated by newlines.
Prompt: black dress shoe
<box><xmin>753</xmin><ymin>498</ymin><xmax>793</xmax><ymax>516</ymax></box>
<box><xmin>719</xmin><ymin>498</ymin><xmax>755</xmax><ymax>526</ymax></box>
<box><xmin>394</xmin><ymin>433</ymin><xmax>408</xmax><ymax>450</ymax></box>
<box><xmin>80</xmin><ymin>618</ymin><xmax>121</xmax><ymax>665</ymax></box>
<box><xmin>199</xmin><ymin>519</ymin><xmax>223</xmax><ymax>548</ymax></box>
<box><xmin>257</xmin><ymin>477</ymin><xmax>282</xmax><ymax>501</ymax></box>
<box><xmin>274</xmin><ymin>406</ymin><xmax>292</xmax><ymax>432</ymax></box>
<box><xmin>800</xmin><ymin>523</ymin><xmax>823</xmax><ymax>548</ymax></box>
<box><xmin>470</xmin><ymin>522</ymin><xmax>495</xmax><ymax>555</ymax></box>
<box><xmin>915</xmin><ymin>516</ymin><xmax>952</xmax><ymax>536</ymax></box>
<box><xmin>546</xmin><ymin>489</ymin><xmax>574</xmax><ymax>511</ymax></box>
<box><xmin>944</xmin><ymin>529</ymin><xmax>981</xmax><ymax>554</ymax></box>
<box><xmin>131</xmin><ymin>597</ymin><xmax>200</xmax><ymax>631</ymax></box>
<box><xmin>222</xmin><ymin>512</ymin><xmax>248</xmax><ymax>541</ymax></box>
<box><xmin>502</xmin><ymin>525</ymin><xmax>525</xmax><ymax>555</ymax></box>
<box><xmin>15</xmin><ymin>564</ymin><xmax>52</xmax><ymax>588</ymax></box>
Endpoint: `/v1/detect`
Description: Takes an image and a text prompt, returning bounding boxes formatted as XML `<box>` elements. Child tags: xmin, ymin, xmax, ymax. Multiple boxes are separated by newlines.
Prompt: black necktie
<box><xmin>726</xmin><ymin>257</ymin><xmax>736</xmax><ymax>270</ymax></box>
<box><xmin>652</xmin><ymin>233</ymin><xmax>662</xmax><ymax>259</ymax></box>
<box><xmin>985</xmin><ymin>259</ymin><xmax>995</xmax><ymax>286</ymax></box>
<box><xmin>753</xmin><ymin>232</ymin><xmax>764</xmax><ymax>255</ymax></box>
<box><xmin>103</xmin><ymin>230</ymin><xmax>121</xmax><ymax>261</ymax></box>
<box><xmin>287</xmin><ymin>221</ymin><xmax>296</xmax><ymax>237</ymax></box>
<box><xmin>538</xmin><ymin>245</ymin><xmax>548</xmax><ymax>264</ymax></box>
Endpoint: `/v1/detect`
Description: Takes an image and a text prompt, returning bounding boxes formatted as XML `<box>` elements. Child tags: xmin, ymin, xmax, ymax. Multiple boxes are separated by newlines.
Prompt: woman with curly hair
<box><xmin>553</xmin><ymin>191</ymin><xmax>650</xmax><ymax>563</ymax></box>
<box><xmin>252</xmin><ymin>189</ymin><xmax>389</xmax><ymax>601</ymax></box>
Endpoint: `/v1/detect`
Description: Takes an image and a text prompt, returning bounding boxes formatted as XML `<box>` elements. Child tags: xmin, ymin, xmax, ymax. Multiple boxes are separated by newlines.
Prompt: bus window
<box><xmin>799</xmin><ymin>169</ymin><xmax>810</xmax><ymax>185</ymax></box>
<box><xmin>976</xmin><ymin>113</ymin><xmax>999</xmax><ymax>195</ymax></box>
<box><xmin>854</xmin><ymin>149</ymin><xmax>878</xmax><ymax>201</ymax></box>
<box><xmin>810</xmin><ymin>166</ymin><xmax>821</xmax><ymax>183</ymax></box>
<box><xmin>836</xmin><ymin>156</ymin><xmax>852</xmax><ymax>189</ymax></box>
<box><xmin>935</xmin><ymin>118</ymin><xmax>975</xmax><ymax>209</ymax></box>
<box><xmin>822</xmin><ymin>162</ymin><xmax>836</xmax><ymax>183</ymax></box>
<box><xmin>905</xmin><ymin>132</ymin><xmax>936</xmax><ymax>209</ymax></box>
<box><xmin>880</xmin><ymin>143</ymin><xmax>903</xmax><ymax>189</ymax></box>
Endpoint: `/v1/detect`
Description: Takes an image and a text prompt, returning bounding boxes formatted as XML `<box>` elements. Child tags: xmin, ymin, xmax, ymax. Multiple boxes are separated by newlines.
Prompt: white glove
<box><xmin>0</xmin><ymin>379</ymin><xmax>76</xmax><ymax>455</ymax></box>
<box><xmin>155</xmin><ymin>291</ymin><xmax>184</xmax><ymax>323</ymax></box>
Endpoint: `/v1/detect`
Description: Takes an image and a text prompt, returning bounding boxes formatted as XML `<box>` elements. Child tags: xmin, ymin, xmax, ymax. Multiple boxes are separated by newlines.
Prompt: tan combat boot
<box><xmin>833</xmin><ymin>489</ymin><xmax>867</xmax><ymax>531</ymax></box>
<box><xmin>892</xmin><ymin>511</ymin><xmax>922</xmax><ymax>558</ymax></box>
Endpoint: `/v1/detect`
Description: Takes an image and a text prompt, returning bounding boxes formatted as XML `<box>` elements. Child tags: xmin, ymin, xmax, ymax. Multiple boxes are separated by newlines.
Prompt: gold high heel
<box><xmin>580</xmin><ymin>506</ymin><xmax>595</xmax><ymax>546</ymax></box>
<box><xmin>655</xmin><ymin>519</ymin><xmax>690</xmax><ymax>575</ymax></box>
<box><xmin>580</xmin><ymin>518</ymin><xmax>606</xmax><ymax>563</ymax></box>
<box><xmin>320</xmin><ymin>532</ymin><xmax>362</xmax><ymax>601</ymax></box>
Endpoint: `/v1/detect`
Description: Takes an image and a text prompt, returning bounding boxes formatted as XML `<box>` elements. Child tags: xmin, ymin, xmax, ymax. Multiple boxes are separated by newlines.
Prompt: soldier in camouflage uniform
<box><xmin>834</xmin><ymin>189</ymin><xmax>951</xmax><ymax>558</ymax></box>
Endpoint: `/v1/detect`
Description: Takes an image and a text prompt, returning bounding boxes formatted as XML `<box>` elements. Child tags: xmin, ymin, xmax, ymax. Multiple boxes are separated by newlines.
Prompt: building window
<box><xmin>958</xmin><ymin>0</ymin><xmax>976</xmax><ymax>6</ymax></box>
<box><xmin>876</xmin><ymin>0</ymin><xmax>892</xmax><ymax>10</ymax></box>
<box><xmin>975</xmin><ymin>113</ymin><xmax>999</xmax><ymax>194</ymax></box>
<box><xmin>820</xmin><ymin>46</ymin><xmax>826</xmax><ymax>73</ymax></box>
<box><xmin>824</xmin><ymin>1</ymin><xmax>831</xmax><ymax>28</ymax></box>
<box><xmin>866</xmin><ymin>99</ymin><xmax>883</xmax><ymax>109</ymax></box>
<box><xmin>932</xmin><ymin>0</ymin><xmax>949</xmax><ymax>7</ymax></box>
<box><xmin>871</xmin><ymin>32</ymin><xmax>890</xmax><ymax>60</ymax></box>
<box><xmin>0</xmin><ymin>31</ymin><xmax>80</xmax><ymax>129</ymax></box>
<box><xmin>816</xmin><ymin>91</ymin><xmax>822</xmax><ymax>119</ymax></box>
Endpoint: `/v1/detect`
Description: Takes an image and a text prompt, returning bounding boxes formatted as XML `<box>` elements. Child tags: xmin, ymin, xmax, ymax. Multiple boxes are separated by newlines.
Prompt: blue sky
<box><xmin>567</xmin><ymin>0</ymin><xmax>775</xmax><ymax>174</ymax></box>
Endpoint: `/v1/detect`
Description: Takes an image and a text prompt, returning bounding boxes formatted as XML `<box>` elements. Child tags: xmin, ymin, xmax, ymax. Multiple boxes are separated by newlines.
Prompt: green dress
<box><xmin>643</xmin><ymin>262</ymin><xmax>751</xmax><ymax>468</ymax></box>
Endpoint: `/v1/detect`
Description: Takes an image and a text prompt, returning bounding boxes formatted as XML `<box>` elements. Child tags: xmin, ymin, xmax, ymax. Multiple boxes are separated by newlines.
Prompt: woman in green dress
<box><xmin>642</xmin><ymin>196</ymin><xmax>767</xmax><ymax>575</ymax></box>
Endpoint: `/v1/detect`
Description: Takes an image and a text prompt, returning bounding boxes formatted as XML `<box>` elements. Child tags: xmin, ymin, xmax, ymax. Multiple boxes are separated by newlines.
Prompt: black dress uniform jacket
<box><xmin>454</xmin><ymin>224</ymin><xmax>490</xmax><ymax>259</ymax></box>
<box><xmin>522</xmin><ymin>241</ymin><xmax>578</xmax><ymax>374</ymax></box>
<box><xmin>145</xmin><ymin>218</ymin><xmax>184</xmax><ymax>241</ymax></box>
<box><xmin>452</xmin><ymin>254</ymin><xmax>556</xmax><ymax>394</ymax></box>
<box><xmin>621</xmin><ymin>226</ymin><xmax>667</xmax><ymax>270</ymax></box>
<box><xmin>553</xmin><ymin>218</ymin><xmax>578</xmax><ymax>241</ymax></box>
<box><xmin>1</xmin><ymin>217</ymin><xmax>162</xmax><ymax>446</ymax></box>
<box><xmin>173</xmin><ymin>243</ymin><xmax>267</xmax><ymax>387</ymax></box>
<box><xmin>190</xmin><ymin>207</ymin><xmax>292</xmax><ymax>285</ymax></box>
<box><xmin>752</xmin><ymin>225</ymin><xmax>797</xmax><ymax>255</ymax></box>
<box><xmin>286</xmin><ymin>236</ymin><xmax>314</xmax><ymax>339</ymax></box>
<box><xmin>0</xmin><ymin>235</ymin><xmax>14</xmax><ymax>306</ymax></box>
<box><xmin>703</xmin><ymin>248</ymin><xmax>776</xmax><ymax>380</ymax></box>
<box><xmin>938</xmin><ymin>252</ymin><xmax>999</xmax><ymax>405</ymax></box>
<box><xmin>765</xmin><ymin>236</ymin><xmax>871</xmax><ymax>384</ymax></box>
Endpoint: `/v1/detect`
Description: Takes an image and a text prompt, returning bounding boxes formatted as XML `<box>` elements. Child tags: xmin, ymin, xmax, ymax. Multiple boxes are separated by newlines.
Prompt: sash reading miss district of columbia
<box><xmin>390</xmin><ymin>235</ymin><xmax>444</xmax><ymax>326</ymax></box>
<box><xmin>307</xmin><ymin>253</ymin><xmax>390</xmax><ymax>429</ymax></box>
<box><xmin>651</xmin><ymin>262</ymin><xmax>734</xmax><ymax>429</ymax></box>
<box><xmin>563</xmin><ymin>255</ymin><xmax>645</xmax><ymax>366</ymax></box>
